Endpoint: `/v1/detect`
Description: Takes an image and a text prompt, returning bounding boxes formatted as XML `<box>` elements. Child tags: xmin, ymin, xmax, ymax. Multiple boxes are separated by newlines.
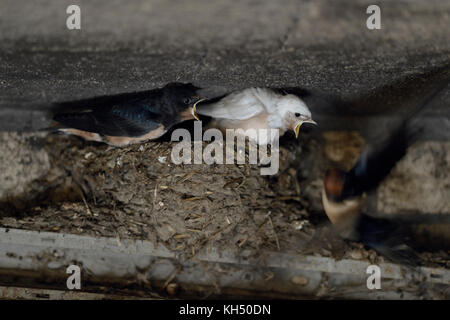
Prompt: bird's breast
<box><xmin>212</xmin><ymin>113</ymin><xmax>281</xmax><ymax>145</ymax></box>
<box><xmin>214</xmin><ymin>113</ymin><xmax>275</xmax><ymax>131</ymax></box>
<box><xmin>61</xmin><ymin>125</ymin><xmax>167</xmax><ymax>147</ymax></box>
<box><xmin>321</xmin><ymin>188</ymin><xmax>364</xmax><ymax>240</ymax></box>
<box><xmin>103</xmin><ymin>125</ymin><xmax>167</xmax><ymax>146</ymax></box>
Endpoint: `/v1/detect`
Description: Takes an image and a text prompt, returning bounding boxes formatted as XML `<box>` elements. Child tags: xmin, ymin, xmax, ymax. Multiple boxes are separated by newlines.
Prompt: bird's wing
<box><xmin>344</xmin><ymin>123</ymin><xmax>413</xmax><ymax>197</ymax></box>
<box><xmin>54</xmin><ymin>98</ymin><xmax>164</xmax><ymax>137</ymax></box>
<box><xmin>358</xmin><ymin>214</ymin><xmax>420</xmax><ymax>266</ymax></box>
<box><xmin>344</xmin><ymin>78</ymin><xmax>449</xmax><ymax>197</ymax></box>
<box><xmin>196</xmin><ymin>88</ymin><xmax>268</xmax><ymax>120</ymax></box>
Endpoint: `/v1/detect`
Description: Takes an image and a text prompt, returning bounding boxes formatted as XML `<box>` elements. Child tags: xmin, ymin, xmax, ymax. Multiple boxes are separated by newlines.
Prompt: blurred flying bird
<box><xmin>52</xmin><ymin>82</ymin><xmax>202</xmax><ymax>146</ymax></box>
<box><xmin>195</xmin><ymin>87</ymin><xmax>316</xmax><ymax>145</ymax></box>
<box><xmin>321</xmin><ymin>79</ymin><xmax>448</xmax><ymax>265</ymax></box>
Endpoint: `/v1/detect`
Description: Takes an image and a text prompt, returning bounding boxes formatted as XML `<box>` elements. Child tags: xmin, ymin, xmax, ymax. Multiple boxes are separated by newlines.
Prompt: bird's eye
<box><xmin>183</xmin><ymin>98</ymin><xmax>192</xmax><ymax>105</ymax></box>
<box><xmin>295</xmin><ymin>113</ymin><xmax>301</xmax><ymax>117</ymax></box>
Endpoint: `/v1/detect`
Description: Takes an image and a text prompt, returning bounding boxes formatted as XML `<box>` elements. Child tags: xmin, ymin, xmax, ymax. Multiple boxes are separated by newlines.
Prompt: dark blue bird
<box><xmin>321</xmin><ymin>79</ymin><xmax>448</xmax><ymax>265</ymax></box>
<box><xmin>52</xmin><ymin>82</ymin><xmax>202</xmax><ymax>146</ymax></box>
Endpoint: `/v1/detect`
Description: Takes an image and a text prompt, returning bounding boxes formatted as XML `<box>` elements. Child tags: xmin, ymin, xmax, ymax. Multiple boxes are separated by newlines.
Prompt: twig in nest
<box><xmin>153</xmin><ymin>184</ymin><xmax>158</xmax><ymax>208</ymax></box>
<box><xmin>257</xmin><ymin>218</ymin><xmax>270</xmax><ymax>233</ymax></box>
<box><xmin>78</xmin><ymin>188</ymin><xmax>92</xmax><ymax>216</ymax></box>
<box><xmin>223</xmin><ymin>177</ymin><xmax>245</xmax><ymax>189</ymax></box>
<box><xmin>163</xmin><ymin>266</ymin><xmax>182</xmax><ymax>289</ymax></box>
<box><xmin>183</xmin><ymin>196</ymin><xmax>203</xmax><ymax>201</ymax></box>
<box><xmin>238</xmin><ymin>236</ymin><xmax>248</xmax><ymax>248</ymax></box>
<box><xmin>71</xmin><ymin>174</ymin><xmax>93</xmax><ymax>216</ymax></box>
<box><xmin>174</xmin><ymin>234</ymin><xmax>190</xmax><ymax>239</ymax></box>
<box><xmin>174</xmin><ymin>243</ymin><xmax>185</xmax><ymax>251</ymax></box>
<box><xmin>268</xmin><ymin>216</ymin><xmax>280</xmax><ymax>251</ymax></box>
<box><xmin>178</xmin><ymin>171</ymin><xmax>196</xmax><ymax>183</ymax></box>
<box><xmin>208</xmin><ymin>223</ymin><xmax>231</xmax><ymax>242</ymax></box>
<box><xmin>202</xmin><ymin>219</ymin><xmax>212</xmax><ymax>230</ymax></box>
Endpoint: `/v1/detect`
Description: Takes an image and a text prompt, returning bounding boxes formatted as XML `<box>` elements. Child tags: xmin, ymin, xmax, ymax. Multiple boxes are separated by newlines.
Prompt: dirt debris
<box><xmin>0</xmin><ymin>133</ymin><xmax>312</xmax><ymax>256</ymax></box>
<box><xmin>0</xmin><ymin>130</ymin><xmax>448</xmax><ymax>269</ymax></box>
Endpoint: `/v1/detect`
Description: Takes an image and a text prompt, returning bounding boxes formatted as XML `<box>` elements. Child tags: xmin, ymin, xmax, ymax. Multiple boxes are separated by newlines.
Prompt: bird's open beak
<box><xmin>191</xmin><ymin>98</ymin><xmax>205</xmax><ymax>121</ymax></box>
<box><xmin>294</xmin><ymin>118</ymin><xmax>317</xmax><ymax>138</ymax></box>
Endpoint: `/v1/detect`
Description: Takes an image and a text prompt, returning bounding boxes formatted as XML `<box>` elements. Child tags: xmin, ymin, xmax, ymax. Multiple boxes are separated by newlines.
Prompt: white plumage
<box><xmin>196</xmin><ymin>87</ymin><xmax>316</xmax><ymax>145</ymax></box>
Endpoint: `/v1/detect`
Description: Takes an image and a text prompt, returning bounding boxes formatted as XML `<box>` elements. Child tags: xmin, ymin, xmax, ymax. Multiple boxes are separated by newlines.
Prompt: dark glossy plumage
<box><xmin>322</xmin><ymin>77</ymin><xmax>449</xmax><ymax>265</ymax></box>
<box><xmin>53</xmin><ymin>82</ymin><xmax>201</xmax><ymax>140</ymax></box>
<box><xmin>338</xmin><ymin>78</ymin><xmax>449</xmax><ymax>200</ymax></box>
<box><xmin>341</xmin><ymin>122</ymin><xmax>414</xmax><ymax>199</ymax></box>
<box><xmin>357</xmin><ymin>214</ymin><xmax>419</xmax><ymax>266</ymax></box>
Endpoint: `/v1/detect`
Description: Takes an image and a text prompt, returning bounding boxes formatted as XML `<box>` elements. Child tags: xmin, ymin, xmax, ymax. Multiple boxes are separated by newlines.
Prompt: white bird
<box><xmin>195</xmin><ymin>87</ymin><xmax>316</xmax><ymax>145</ymax></box>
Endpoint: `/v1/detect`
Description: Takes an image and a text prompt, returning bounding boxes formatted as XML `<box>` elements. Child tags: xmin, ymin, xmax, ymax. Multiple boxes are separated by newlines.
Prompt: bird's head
<box><xmin>277</xmin><ymin>95</ymin><xmax>316</xmax><ymax>138</ymax></box>
<box><xmin>163</xmin><ymin>82</ymin><xmax>203</xmax><ymax>121</ymax></box>
<box><xmin>324</xmin><ymin>168</ymin><xmax>347</xmax><ymax>202</ymax></box>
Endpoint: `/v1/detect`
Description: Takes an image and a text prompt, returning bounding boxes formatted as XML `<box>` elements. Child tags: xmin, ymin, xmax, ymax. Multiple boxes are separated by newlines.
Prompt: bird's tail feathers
<box><xmin>358</xmin><ymin>215</ymin><xmax>421</xmax><ymax>267</ymax></box>
<box><xmin>52</xmin><ymin>112</ymin><xmax>98</xmax><ymax>133</ymax></box>
<box><xmin>370</xmin><ymin>242</ymin><xmax>421</xmax><ymax>267</ymax></box>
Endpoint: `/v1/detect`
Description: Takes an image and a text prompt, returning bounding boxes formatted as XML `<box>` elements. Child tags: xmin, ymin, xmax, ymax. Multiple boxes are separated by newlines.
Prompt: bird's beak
<box><xmin>191</xmin><ymin>98</ymin><xmax>204</xmax><ymax>121</ymax></box>
<box><xmin>294</xmin><ymin>118</ymin><xmax>317</xmax><ymax>138</ymax></box>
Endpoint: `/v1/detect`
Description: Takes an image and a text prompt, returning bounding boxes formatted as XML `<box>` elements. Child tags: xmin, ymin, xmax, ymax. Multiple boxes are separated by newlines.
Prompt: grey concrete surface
<box><xmin>0</xmin><ymin>0</ymin><xmax>449</xmax><ymax>132</ymax></box>
<box><xmin>1</xmin><ymin>227</ymin><xmax>448</xmax><ymax>299</ymax></box>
